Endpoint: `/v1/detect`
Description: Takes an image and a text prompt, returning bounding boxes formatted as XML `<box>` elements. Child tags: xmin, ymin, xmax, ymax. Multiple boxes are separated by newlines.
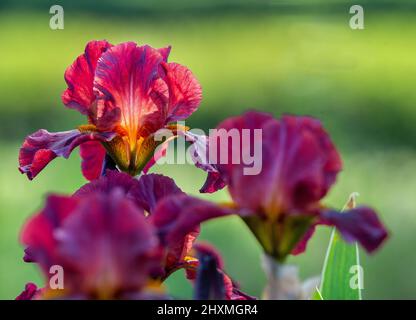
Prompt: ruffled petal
<box><xmin>18</xmin><ymin>129</ymin><xmax>115</xmax><ymax>180</ymax></box>
<box><xmin>62</xmin><ymin>40</ymin><xmax>112</xmax><ymax>115</ymax></box>
<box><xmin>74</xmin><ymin>170</ymin><xmax>136</xmax><ymax>197</ymax></box>
<box><xmin>94</xmin><ymin>42</ymin><xmax>165</xmax><ymax>135</ymax></box>
<box><xmin>128</xmin><ymin>173</ymin><xmax>184</xmax><ymax>214</ymax></box>
<box><xmin>320</xmin><ymin>207</ymin><xmax>388</xmax><ymax>253</ymax></box>
<box><xmin>162</xmin><ymin>62</ymin><xmax>202</xmax><ymax>122</ymax></box>
<box><xmin>79</xmin><ymin>141</ymin><xmax>107</xmax><ymax>181</ymax></box>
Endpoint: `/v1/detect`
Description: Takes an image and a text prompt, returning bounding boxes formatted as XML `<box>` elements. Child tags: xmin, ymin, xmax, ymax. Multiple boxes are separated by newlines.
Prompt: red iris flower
<box><xmin>19</xmin><ymin>40</ymin><xmax>202</xmax><ymax>180</ymax></box>
<box><xmin>197</xmin><ymin>111</ymin><xmax>388</xmax><ymax>261</ymax></box>
<box><xmin>20</xmin><ymin>171</ymin><xmax>241</xmax><ymax>299</ymax></box>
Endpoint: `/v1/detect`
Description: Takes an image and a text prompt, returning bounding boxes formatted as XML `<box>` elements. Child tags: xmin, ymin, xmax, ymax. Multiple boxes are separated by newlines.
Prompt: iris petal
<box><xmin>62</xmin><ymin>40</ymin><xmax>112</xmax><ymax>116</ymax></box>
<box><xmin>79</xmin><ymin>141</ymin><xmax>107</xmax><ymax>181</ymax></box>
<box><xmin>320</xmin><ymin>207</ymin><xmax>388</xmax><ymax>253</ymax></box>
<box><xmin>19</xmin><ymin>129</ymin><xmax>115</xmax><ymax>180</ymax></box>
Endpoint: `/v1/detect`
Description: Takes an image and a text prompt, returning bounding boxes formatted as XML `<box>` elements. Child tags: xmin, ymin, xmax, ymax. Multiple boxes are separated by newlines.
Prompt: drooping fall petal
<box><xmin>62</xmin><ymin>40</ymin><xmax>112</xmax><ymax>115</ymax></box>
<box><xmin>19</xmin><ymin>129</ymin><xmax>115</xmax><ymax>180</ymax></box>
<box><xmin>320</xmin><ymin>207</ymin><xmax>388</xmax><ymax>253</ymax></box>
<box><xmin>79</xmin><ymin>141</ymin><xmax>107</xmax><ymax>181</ymax></box>
<box><xmin>150</xmin><ymin>195</ymin><xmax>232</xmax><ymax>273</ymax></box>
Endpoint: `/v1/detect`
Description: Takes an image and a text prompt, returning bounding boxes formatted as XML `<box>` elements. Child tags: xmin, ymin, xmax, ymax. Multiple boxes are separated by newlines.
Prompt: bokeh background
<box><xmin>1</xmin><ymin>0</ymin><xmax>415</xmax><ymax>299</ymax></box>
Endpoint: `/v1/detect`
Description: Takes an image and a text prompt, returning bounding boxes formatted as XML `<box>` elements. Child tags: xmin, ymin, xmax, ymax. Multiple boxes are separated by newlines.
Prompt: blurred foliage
<box><xmin>0</xmin><ymin>1</ymin><xmax>415</xmax><ymax>299</ymax></box>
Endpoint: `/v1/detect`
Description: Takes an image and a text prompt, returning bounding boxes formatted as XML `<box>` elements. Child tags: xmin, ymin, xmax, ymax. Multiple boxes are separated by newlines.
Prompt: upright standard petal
<box><xmin>62</xmin><ymin>40</ymin><xmax>112</xmax><ymax>116</ymax></box>
<box><xmin>162</xmin><ymin>62</ymin><xmax>202</xmax><ymax>123</ymax></box>
<box><xmin>18</xmin><ymin>129</ymin><xmax>115</xmax><ymax>180</ymax></box>
<box><xmin>207</xmin><ymin>111</ymin><xmax>342</xmax><ymax>218</ymax></box>
<box><xmin>94</xmin><ymin>42</ymin><xmax>164</xmax><ymax>136</ymax></box>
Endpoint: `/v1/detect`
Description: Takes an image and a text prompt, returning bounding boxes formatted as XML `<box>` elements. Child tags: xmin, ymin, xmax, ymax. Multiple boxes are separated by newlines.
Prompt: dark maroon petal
<box><xmin>56</xmin><ymin>191</ymin><xmax>161</xmax><ymax>296</ymax></box>
<box><xmin>18</xmin><ymin>129</ymin><xmax>115</xmax><ymax>180</ymax></box>
<box><xmin>162</xmin><ymin>62</ymin><xmax>202</xmax><ymax>123</ymax></box>
<box><xmin>204</xmin><ymin>110</ymin><xmax>276</xmax><ymax>205</ymax></box>
<box><xmin>62</xmin><ymin>40</ymin><xmax>112</xmax><ymax>115</ymax></box>
<box><xmin>151</xmin><ymin>195</ymin><xmax>232</xmax><ymax>248</ymax></box>
<box><xmin>79</xmin><ymin>141</ymin><xmax>107</xmax><ymax>181</ymax></box>
<box><xmin>15</xmin><ymin>283</ymin><xmax>39</xmax><ymax>300</ymax></box>
<box><xmin>320</xmin><ymin>207</ymin><xmax>388</xmax><ymax>253</ymax></box>
<box><xmin>94</xmin><ymin>42</ymin><xmax>164</xmax><ymax>134</ymax></box>
<box><xmin>128</xmin><ymin>173</ymin><xmax>184</xmax><ymax>214</ymax></box>
<box><xmin>22</xmin><ymin>190</ymin><xmax>162</xmax><ymax>298</ymax></box>
<box><xmin>20</xmin><ymin>195</ymin><xmax>80</xmax><ymax>272</ymax></box>
<box><xmin>150</xmin><ymin>195</ymin><xmax>232</xmax><ymax>270</ymax></box>
<box><xmin>205</xmin><ymin>111</ymin><xmax>342</xmax><ymax>216</ymax></box>
<box><xmin>74</xmin><ymin>170</ymin><xmax>135</xmax><ymax>197</ymax></box>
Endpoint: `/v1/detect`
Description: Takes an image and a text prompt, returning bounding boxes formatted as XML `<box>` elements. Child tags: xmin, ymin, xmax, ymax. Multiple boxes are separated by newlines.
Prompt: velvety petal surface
<box><xmin>21</xmin><ymin>195</ymin><xmax>80</xmax><ymax>271</ymax></box>
<box><xmin>55</xmin><ymin>191</ymin><xmax>161</xmax><ymax>298</ymax></box>
<box><xmin>79</xmin><ymin>141</ymin><xmax>107</xmax><ymax>181</ymax></box>
<box><xmin>320</xmin><ymin>207</ymin><xmax>388</xmax><ymax>253</ymax></box>
<box><xmin>128</xmin><ymin>173</ymin><xmax>184</xmax><ymax>214</ymax></box>
<box><xmin>74</xmin><ymin>170</ymin><xmax>136</xmax><ymax>197</ymax></box>
<box><xmin>21</xmin><ymin>190</ymin><xmax>162</xmax><ymax>298</ymax></box>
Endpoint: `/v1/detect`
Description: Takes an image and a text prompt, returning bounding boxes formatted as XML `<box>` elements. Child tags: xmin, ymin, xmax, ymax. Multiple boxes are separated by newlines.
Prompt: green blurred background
<box><xmin>1</xmin><ymin>0</ymin><xmax>416</xmax><ymax>299</ymax></box>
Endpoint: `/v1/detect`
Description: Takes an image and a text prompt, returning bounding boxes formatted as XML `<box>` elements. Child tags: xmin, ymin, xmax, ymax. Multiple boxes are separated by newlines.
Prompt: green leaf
<box><xmin>318</xmin><ymin>193</ymin><xmax>363</xmax><ymax>300</ymax></box>
<box><xmin>311</xmin><ymin>287</ymin><xmax>324</xmax><ymax>300</ymax></box>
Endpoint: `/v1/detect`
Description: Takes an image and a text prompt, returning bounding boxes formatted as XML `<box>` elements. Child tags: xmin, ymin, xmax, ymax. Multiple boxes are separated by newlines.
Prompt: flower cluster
<box><xmin>17</xmin><ymin>40</ymin><xmax>387</xmax><ymax>300</ymax></box>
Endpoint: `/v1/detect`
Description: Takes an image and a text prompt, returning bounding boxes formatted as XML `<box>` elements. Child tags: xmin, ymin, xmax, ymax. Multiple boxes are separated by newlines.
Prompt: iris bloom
<box><xmin>19</xmin><ymin>40</ymin><xmax>202</xmax><ymax>180</ymax></box>
<box><xmin>197</xmin><ymin>111</ymin><xmax>388</xmax><ymax>261</ymax></box>
<box><xmin>20</xmin><ymin>171</ymin><xmax>244</xmax><ymax>299</ymax></box>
